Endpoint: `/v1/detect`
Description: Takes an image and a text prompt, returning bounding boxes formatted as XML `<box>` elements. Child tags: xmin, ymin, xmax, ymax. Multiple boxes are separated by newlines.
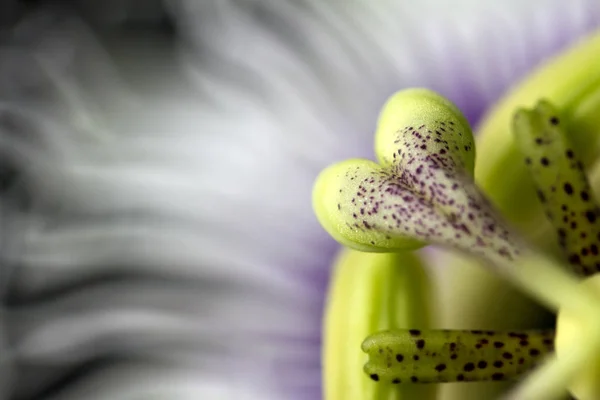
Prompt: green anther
<box><xmin>476</xmin><ymin>31</ymin><xmax>600</xmax><ymax>234</ymax></box>
<box><xmin>513</xmin><ymin>100</ymin><xmax>600</xmax><ymax>276</ymax></box>
<box><xmin>362</xmin><ymin>329</ymin><xmax>554</xmax><ymax>384</ymax></box>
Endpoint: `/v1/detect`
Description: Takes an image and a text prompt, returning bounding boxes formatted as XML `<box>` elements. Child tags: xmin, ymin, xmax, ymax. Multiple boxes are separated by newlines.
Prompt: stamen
<box><xmin>362</xmin><ymin>329</ymin><xmax>554</xmax><ymax>384</ymax></box>
<box><xmin>513</xmin><ymin>100</ymin><xmax>600</xmax><ymax>276</ymax></box>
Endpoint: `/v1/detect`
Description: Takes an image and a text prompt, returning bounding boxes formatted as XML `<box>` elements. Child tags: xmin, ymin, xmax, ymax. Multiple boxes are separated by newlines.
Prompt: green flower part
<box><xmin>513</xmin><ymin>100</ymin><xmax>600</xmax><ymax>276</ymax></box>
<box><xmin>313</xmin><ymin>89</ymin><xmax>522</xmax><ymax>267</ymax></box>
<box><xmin>513</xmin><ymin>99</ymin><xmax>600</xmax><ymax>399</ymax></box>
<box><xmin>314</xmin><ymin>86</ymin><xmax>600</xmax><ymax>400</ymax></box>
<box><xmin>556</xmin><ymin>274</ymin><xmax>600</xmax><ymax>400</ymax></box>
<box><xmin>475</xmin><ymin>31</ymin><xmax>600</xmax><ymax>234</ymax></box>
<box><xmin>323</xmin><ymin>249</ymin><xmax>436</xmax><ymax>400</ymax></box>
<box><xmin>362</xmin><ymin>329</ymin><xmax>554</xmax><ymax>384</ymax></box>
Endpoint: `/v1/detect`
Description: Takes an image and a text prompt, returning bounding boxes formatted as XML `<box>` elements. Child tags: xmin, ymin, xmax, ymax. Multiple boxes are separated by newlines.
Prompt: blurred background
<box><xmin>0</xmin><ymin>1</ymin><xmax>598</xmax><ymax>399</ymax></box>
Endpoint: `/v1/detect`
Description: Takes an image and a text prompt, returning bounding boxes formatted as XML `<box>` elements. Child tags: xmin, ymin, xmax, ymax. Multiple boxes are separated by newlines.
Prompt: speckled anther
<box><xmin>362</xmin><ymin>329</ymin><xmax>554</xmax><ymax>384</ymax></box>
<box><xmin>313</xmin><ymin>88</ymin><xmax>523</xmax><ymax>265</ymax></box>
<box><xmin>513</xmin><ymin>100</ymin><xmax>600</xmax><ymax>276</ymax></box>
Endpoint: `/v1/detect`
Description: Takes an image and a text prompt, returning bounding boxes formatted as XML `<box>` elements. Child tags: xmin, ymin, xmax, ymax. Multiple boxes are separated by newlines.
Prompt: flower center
<box><xmin>314</xmin><ymin>86</ymin><xmax>600</xmax><ymax>399</ymax></box>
